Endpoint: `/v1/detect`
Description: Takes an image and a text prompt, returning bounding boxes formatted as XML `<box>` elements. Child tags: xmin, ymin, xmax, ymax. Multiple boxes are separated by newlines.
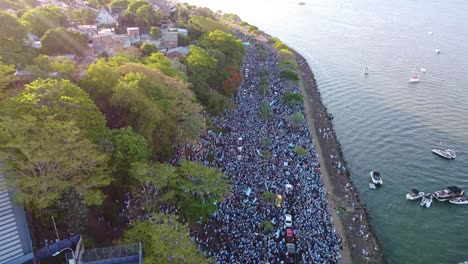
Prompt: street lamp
<box><xmin>52</xmin><ymin>247</ymin><xmax>76</xmax><ymax>263</ymax></box>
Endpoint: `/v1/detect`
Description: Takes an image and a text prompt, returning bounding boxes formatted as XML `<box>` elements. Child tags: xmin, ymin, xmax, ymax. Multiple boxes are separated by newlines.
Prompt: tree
<box><xmin>198</xmin><ymin>30</ymin><xmax>246</xmax><ymax>68</ymax></box>
<box><xmin>0</xmin><ymin>116</ymin><xmax>111</xmax><ymax>213</ymax></box>
<box><xmin>110</xmin><ymin>127</ymin><xmax>150</xmax><ymax>183</ymax></box>
<box><xmin>280</xmin><ymin>69</ymin><xmax>299</xmax><ymax>81</ymax></box>
<box><xmin>5</xmin><ymin>78</ymin><xmax>108</xmax><ymax>143</ymax></box>
<box><xmin>140</xmin><ymin>42</ymin><xmax>158</xmax><ymax>56</ymax></box>
<box><xmin>283</xmin><ymin>92</ymin><xmax>303</xmax><ymax>106</ymax></box>
<box><xmin>122</xmin><ymin>213</ymin><xmax>208</xmax><ymax>264</ymax></box>
<box><xmin>186</xmin><ymin>45</ymin><xmax>217</xmax><ymax>86</ymax></box>
<box><xmin>0</xmin><ymin>61</ymin><xmax>17</xmax><ymax>99</ymax></box>
<box><xmin>149</xmin><ymin>26</ymin><xmax>161</xmax><ymax>39</ymax></box>
<box><xmin>178</xmin><ymin>34</ymin><xmax>189</xmax><ymax>46</ymax></box>
<box><xmin>20</xmin><ymin>6</ymin><xmax>68</xmax><ymax>37</ymax></box>
<box><xmin>68</xmin><ymin>7</ymin><xmax>97</xmax><ymax>24</ymax></box>
<box><xmin>258</xmin><ymin>101</ymin><xmax>272</xmax><ymax>120</ymax></box>
<box><xmin>25</xmin><ymin>55</ymin><xmax>77</xmax><ymax>80</ymax></box>
<box><xmin>41</xmin><ymin>27</ymin><xmax>88</xmax><ymax>55</ymax></box>
<box><xmin>289</xmin><ymin>112</ymin><xmax>304</xmax><ymax>129</ymax></box>
<box><xmin>0</xmin><ymin>12</ymin><xmax>28</xmax><ymax>62</ymax></box>
<box><xmin>108</xmin><ymin>0</ymin><xmax>129</xmax><ymax>13</ymax></box>
<box><xmin>293</xmin><ymin>146</ymin><xmax>307</xmax><ymax>156</ymax></box>
<box><xmin>144</xmin><ymin>52</ymin><xmax>185</xmax><ymax>79</ymax></box>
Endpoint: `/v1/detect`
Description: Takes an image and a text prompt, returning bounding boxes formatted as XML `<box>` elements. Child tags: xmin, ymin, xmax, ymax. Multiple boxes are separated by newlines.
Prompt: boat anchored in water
<box><xmin>420</xmin><ymin>193</ymin><xmax>433</xmax><ymax>208</ymax></box>
<box><xmin>364</xmin><ymin>67</ymin><xmax>369</xmax><ymax>75</ymax></box>
<box><xmin>433</xmin><ymin>186</ymin><xmax>464</xmax><ymax>201</ymax></box>
<box><xmin>370</xmin><ymin>170</ymin><xmax>383</xmax><ymax>186</ymax></box>
<box><xmin>406</xmin><ymin>189</ymin><xmax>425</xmax><ymax>200</ymax></box>
<box><xmin>408</xmin><ymin>69</ymin><xmax>420</xmax><ymax>83</ymax></box>
<box><xmin>432</xmin><ymin>149</ymin><xmax>456</xmax><ymax>159</ymax></box>
<box><xmin>449</xmin><ymin>196</ymin><xmax>468</xmax><ymax>205</ymax></box>
<box><xmin>435</xmin><ymin>48</ymin><xmax>441</xmax><ymax>54</ymax></box>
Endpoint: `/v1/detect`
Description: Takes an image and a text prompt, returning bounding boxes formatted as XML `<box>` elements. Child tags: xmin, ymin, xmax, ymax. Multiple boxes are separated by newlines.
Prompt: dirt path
<box><xmin>292</xmin><ymin>50</ymin><xmax>384</xmax><ymax>264</ymax></box>
<box><xmin>296</xmin><ymin>66</ymin><xmax>352</xmax><ymax>264</ymax></box>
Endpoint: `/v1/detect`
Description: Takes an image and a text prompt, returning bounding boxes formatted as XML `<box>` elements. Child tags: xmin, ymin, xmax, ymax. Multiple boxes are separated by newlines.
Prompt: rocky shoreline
<box><xmin>292</xmin><ymin>49</ymin><xmax>385</xmax><ymax>264</ymax></box>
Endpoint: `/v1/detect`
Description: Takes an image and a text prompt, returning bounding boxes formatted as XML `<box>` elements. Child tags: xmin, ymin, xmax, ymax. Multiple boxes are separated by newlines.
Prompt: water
<box><xmin>184</xmin><ymin>0</ymin><xmax>468</xmax><ymax>263</ymax></box>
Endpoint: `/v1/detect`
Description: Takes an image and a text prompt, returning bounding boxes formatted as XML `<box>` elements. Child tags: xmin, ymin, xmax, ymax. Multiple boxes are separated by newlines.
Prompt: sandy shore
<box><xmin>291</xmin><ymin>50</ymin><xmax>385</xmax><ymax>264</ymax></box>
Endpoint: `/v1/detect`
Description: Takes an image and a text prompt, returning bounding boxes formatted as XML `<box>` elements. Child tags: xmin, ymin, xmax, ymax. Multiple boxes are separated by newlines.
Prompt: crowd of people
<box><xmin>175</xmin><ymin>40</ymin><xmax>341</xmax><ymax>263</ymax></box>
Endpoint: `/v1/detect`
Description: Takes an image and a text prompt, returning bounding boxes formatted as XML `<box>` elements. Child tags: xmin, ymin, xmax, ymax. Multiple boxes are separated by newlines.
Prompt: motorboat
<box><xmin>449</xmin><ymin>196</ymin><xmax>468</xmax><ymax>205</ymax></box>
<box><xmin>420</xmin><ymin>193</ymin><xmax>433</xmax><ymax>208</ymax></box>
<box><xmin>299</xmin><ymin>2</ymin><xmax>305</xmax><ymax>5</ymax></box>
<box><xmin>370</xmin><ymin>170</ymin><xmax>383</xmax><ymax>185</ymax></box>
<box><xmin>433</xmin><ymin>186</ymin><xmax>464</xmax><ymax>201</ymax></box>
<box><xmin>435</xmin><ymin>48</ymin><xmax>441</xmax><ymax>54</ymax></box>
<box><xmin>409</xmin><ymin>69</ymin><xmax>420</xmax><ymax>83</ymax></box>
<box><xmin>406</xmin><ymin>189</ymin><xmax>425</xmax><ymax>200</ymax></box>
<box><xmin>420</xmin><ymin>68</ymin><xmax>427</xmax><ymax>73</ymax></box>
<box><xmin>432</xmin><ymin>149</ymin><xmax>456</xmax><ymax>159</ymax></box>
<box><xmin>364</xmin><ymin>67</ymin><xmax>369</xmax><ymax>75</ymax></box>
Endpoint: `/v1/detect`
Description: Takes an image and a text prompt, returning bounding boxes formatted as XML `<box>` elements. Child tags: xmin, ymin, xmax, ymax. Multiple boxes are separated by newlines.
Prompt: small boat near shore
<box><xmin>420</xmin><ymin>193</ymin><xmax>433</xmax><ymax>207</ymax></box>
<box><xmin>433</xmin><ymin>186</ymin><xmax>464</xmax><ymax>201</ymax></box>
<box><xmin>449</xmin><ymin>196</ymin><xmax>468</xmax><ymax>205</ymax></box>
<box><xmin>432</xmin><ymin>149</ymin><xmax>456</xmax><ymax>159</ymax></box>
<box><xmin>406</xmin><ymin>189</ymin><xmax>425</xmax><ymax>200</ymax></box>
<box><xmin>370</xmin><ymin>170</ymin><xmax>383</xmax><ymax>185</ymax></box>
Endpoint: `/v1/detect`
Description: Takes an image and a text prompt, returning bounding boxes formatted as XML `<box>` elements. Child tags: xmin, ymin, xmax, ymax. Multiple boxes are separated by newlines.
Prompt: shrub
<box><xmin>283</xmin><ymin>92</ymin><xmax>303</xmax><ymax>105</ymax></box>
<box><xmin>262</xmin><ymin>191</ymin><xmax>275</xmax><ymax>203</ymax></box>
<box><xmin>263</xmin><ymin>220</ymin><xmax>274</xmax><ymax>234</ymax></box>
<box><xmin>280</xmin><ymin>69</ymin><xmax>299</xmax><ymax>81</ymax></box>
<box><xmin>294</xmin><ymin>146</ymin><xmax>307</xmax><ymax>156</ymax></box>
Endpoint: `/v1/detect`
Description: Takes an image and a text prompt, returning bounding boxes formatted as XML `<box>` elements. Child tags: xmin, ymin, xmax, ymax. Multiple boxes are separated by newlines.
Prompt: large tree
<box><xmin>198</xmin><ymin>30</ymin><xmax>246</xmax><ymax>68</ymax></box>
<box><xmin>25</xmin><ymin>55</ymin><xmax>77</xmax><ymax>80</ymax></box>
<box><xmin>0</xmin><ymin>12</ymin><xmax>28</xmax><ymax>63</ymax></box>
<box><xmin>0</xmin><ymin>115</ymin><xmax>111</xmax><ymax>212</ymax></box>
<box><xmin>0</xmin><ymin>61</ymin><xmax>17</xmax><ymax>99</ymax></box>
<box><xmin>3</xmin><ymin>78</ymin><xmax>108</xmax><ymax>143</ymax></box>
<box><xmin>20</xmin><ymin>6</ymin><xmax>68</xmax><ymax>37</ymax></box>
<box><xmin>122</xmin><ymin>213</ymin><xmax>208</xmax><ymax>264</ymax></box>
<box><xmin>41</xmin><ymin>27</ymin><xmax>88</xmax><ymax>55</ymax></box>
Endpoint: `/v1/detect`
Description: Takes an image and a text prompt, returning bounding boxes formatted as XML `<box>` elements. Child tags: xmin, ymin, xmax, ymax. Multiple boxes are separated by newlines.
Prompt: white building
<box><xmin>96</xmin><ymin>9</ymin><xmax>118</xmax><ymax>26</ymax></box>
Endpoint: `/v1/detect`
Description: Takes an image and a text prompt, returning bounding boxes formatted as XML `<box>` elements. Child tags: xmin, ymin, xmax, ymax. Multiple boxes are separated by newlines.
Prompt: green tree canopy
<box><xmin>0</xmin><ymin>61</ymin><xmax>17</xmax><ymax>99</ymax></box>
<box><xmin>41</xmin><ymin>27</ymin><xmax>88</xmax><ymax>55</ymax></box>
<box><xmin>122</xmin><ymin>213</ymin><xmax>208</xmax><ymax>264</ymax></box>
<box><xmin>149</xmin><ymin>26</ymin><xmax>161</xmax><ymax>39</ymax></box>
<box><xmin>199</xmin><ymin>30</ymin><xmax>246</xmax><ymax>68</ymax></box>
<box><xmin>20</xmin><ymin>6</ymin><xmax>69</xmax><ymax>37</ymax></box>
<box><xmin>67</xmin><ymin>7</ymin><xmax>97</xmax><ymax>24</ymax></box>
<box><xmin>187</xmin><ymin>16</ymin><xmax>230</xmax><ymax>41</ymax></box>
<box><xmin>0</xmin><ymin>115</ymin><xmax>111</xmax><ymax>212</ymax></box>
<box><xmin>3</xmin><ymin>78</ymin><xmax>108</xmax><ymax>143</ymax></box>
<box><xmin>140</xmin><ymin>42</ymin><xmax>158</xmax><ymax>56</ymax></box>
<box><xmin>25</xmin><ymin>55</ymin><xmax>77</xmax><ymax>81</ymax></box>
<box><xmin>0</xmin><ymin>12</ymin><xmax>28</xmax><ymax>62</ymax></box>
<box><xmin>144</xmin><ymin>52</ymin><xmax>185</xmax><ymax>79</ymax></box>
<box><xmin>110</xmin><ymin>127</ymin><xmax>150</xmax><ymax>183</ymax></box>
<box><xmin>108</xmin><ymin>0</ymin><xmax>129</xmax><ymax>13</ymax></box>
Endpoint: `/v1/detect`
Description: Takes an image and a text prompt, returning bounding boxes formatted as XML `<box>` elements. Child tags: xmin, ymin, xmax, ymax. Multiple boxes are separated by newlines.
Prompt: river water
<box><xmin>184</xmin><ymin>0</ymin><xmax>468</xmax><ymax>263</ymax></box>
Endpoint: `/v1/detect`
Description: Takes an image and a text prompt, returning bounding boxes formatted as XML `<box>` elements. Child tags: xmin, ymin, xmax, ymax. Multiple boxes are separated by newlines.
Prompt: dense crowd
<box><xmin>176</xmin><ymin>42</ymin><xmax>341</xmax><ymax>263</ymax></box>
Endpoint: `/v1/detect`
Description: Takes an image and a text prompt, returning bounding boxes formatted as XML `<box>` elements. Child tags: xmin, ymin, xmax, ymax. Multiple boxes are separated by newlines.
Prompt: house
<box><xmin>165</xmin><ymin>46</ymin><xmax>189</xmax><ymax>60</ymax></box>
<box><xmin>96</xmin><ymin>8</ymin><xmax>118</xmax><ymax>26</ymax></box>
<box><xmin>91</xmin><ymin>29</ymin><xmax>132</xmax><ymax>56</ymax></box>
<box><xmin>162</xmin><ymin>29</ymin><xmax>178</xmax><ymax>48</ymax></box>
<box><xmin>127</xmin><ymin>27</ymin><xmax>141</xmax><ymax>44</ymax></box>
<box><xmin>75</xmin><ymin>25</ymin><xmax>99</xmax><ymax>37</ymax></box>
<box><xmin>0</xmin><ymin>166</ymin><xmax>34</xmax><ymax>264</ymax></box>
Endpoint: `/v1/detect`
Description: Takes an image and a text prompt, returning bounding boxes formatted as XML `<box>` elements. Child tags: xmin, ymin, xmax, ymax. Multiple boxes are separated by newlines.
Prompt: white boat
<box><xmin>420</xmin><ymin>68</ymin><xmax>427</xmax><ymax>73</ymax></box>
<box><xmin>409</xmin><ymin>69</ymin><xmax>420</xmax><ymax>83</ymax></box>
<box><xmin>435</xmin><ymin>48</ymin><xmax>441</xmax><ymax>54</ymax></box>
<box><xmin>406</xmin><ymin>189</ymin><xmax>425</xmax><ymax>200</ymax></box>
<box><xmin>432</xmin><ymin>149</ymin><xmax>456</xmax><ymax>159</ymax></box>
<box><xmin>370</xmin><ymin>170</ymin><xmax>383</xmax><ymax>185</ymax></box>
<box><xmin>364</xmin><ymin>67</ymin><xmax>369</xmax><ymax>75</ymax></box>
<box><xmin>433</xmin><ymin>186</ymin><xmax>464</xmax><ymax>201</ymax></box>
<box><xmin>449</xmin><ymin>196</ymin><xmax>468</xmax><ymax>205</ymax></box>
<box><xmin>420</xmin><ymin>193</ymin><xmax>433</xmax><ymax>208</ymax></box>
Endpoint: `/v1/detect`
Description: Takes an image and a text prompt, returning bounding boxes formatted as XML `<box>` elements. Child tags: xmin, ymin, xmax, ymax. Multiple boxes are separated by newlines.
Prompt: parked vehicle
<box><xmin>285</xmin><ymin>214</ymin><xmax>293</xmax><ymax>228</ymax></box>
